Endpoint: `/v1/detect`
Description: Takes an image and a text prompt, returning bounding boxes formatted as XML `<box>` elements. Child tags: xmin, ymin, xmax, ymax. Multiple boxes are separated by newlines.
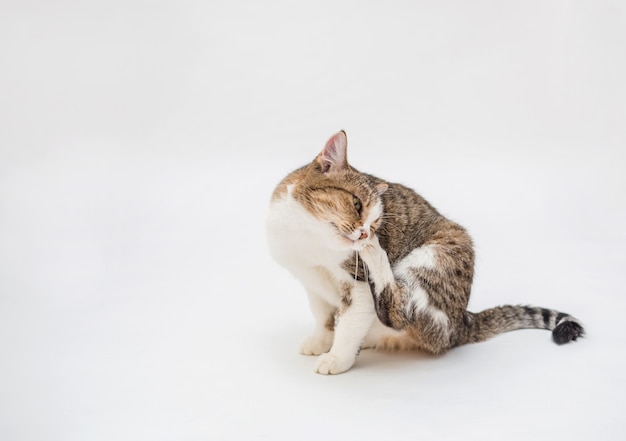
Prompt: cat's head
<box><xmin>292</xmin><ymin>131</ymin><xmax>388</xmax><ymax>251</ymax></box>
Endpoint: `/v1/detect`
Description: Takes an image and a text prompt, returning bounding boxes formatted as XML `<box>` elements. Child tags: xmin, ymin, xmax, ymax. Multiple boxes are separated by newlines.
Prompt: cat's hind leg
<box><xmin>362</xmin><ymin>319</ymin><xmax>418</xmax><ymax>351</ymax></box>
<box><xmin>359</xmin><ymin>235</ymin><xmax>452</xmax><ymax>355</ymax></box>
<box><xmin>359</xmin><ymin>236</ymin><xmax>412</xmax><ymax>330</ymax></box>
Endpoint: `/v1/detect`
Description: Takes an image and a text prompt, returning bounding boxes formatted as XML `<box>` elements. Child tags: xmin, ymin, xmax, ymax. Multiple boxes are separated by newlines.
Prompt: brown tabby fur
<box><xmin>269</xmin><ymin>131</ymin><xmax>584</xmax><ymax>360</ymax></box>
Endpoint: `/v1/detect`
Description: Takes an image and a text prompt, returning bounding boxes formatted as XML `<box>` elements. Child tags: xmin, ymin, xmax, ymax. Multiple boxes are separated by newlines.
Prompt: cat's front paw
<box><xmin>299</xmin><ymin>334</ymin><xmax>333</xmax><ymax>356</ymax></box>
<box><xmin>359</xmin><ymin>235</ymin><xmax>383</xmax><ymax>261</ymax></box>
<box><xmin>314</xmin><ymin>352</ymin><xmax>356</xmax><ymax>375</ymax></box>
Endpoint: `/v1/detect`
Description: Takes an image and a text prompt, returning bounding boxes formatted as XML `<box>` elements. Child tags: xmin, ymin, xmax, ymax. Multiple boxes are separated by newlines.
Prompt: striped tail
<box><xmin>459</xmin><ymin>305</ymin><xmax>584</xmax><ymax>346</ymax></box>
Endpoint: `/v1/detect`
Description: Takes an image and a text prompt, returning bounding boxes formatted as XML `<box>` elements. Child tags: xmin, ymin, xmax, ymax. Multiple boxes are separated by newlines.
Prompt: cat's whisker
<box><xmin>378</xmin><ymin>223</ymin><xmax>402</xmax><ymax>238</ymax></box>
<box><xmin>379</xmin><ymin>216</ymin><xmax>403</xmax><ymax>231</ymax></box>
<box><xmin>380</xmin><ymin>220</ymin><xmax>404</xmax><ymax>231</ymax></box>
<box><xmin>362</xmin><ymin>254</ymin><xmax>368</xmax><ymax>283</ymax></box>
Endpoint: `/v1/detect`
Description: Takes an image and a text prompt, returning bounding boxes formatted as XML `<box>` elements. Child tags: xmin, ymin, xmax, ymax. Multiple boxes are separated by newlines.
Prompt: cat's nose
<box><xmin>358</xmin><ymin>230</ymin><xmax>368</xmax><ymax>240</ymax></box>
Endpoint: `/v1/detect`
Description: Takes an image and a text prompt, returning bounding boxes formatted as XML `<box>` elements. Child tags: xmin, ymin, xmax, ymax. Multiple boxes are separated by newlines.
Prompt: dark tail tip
<box><xmin>552</xmin><ymin>320</ymin><xmax>585</xmax><ymax>345</ymax></box>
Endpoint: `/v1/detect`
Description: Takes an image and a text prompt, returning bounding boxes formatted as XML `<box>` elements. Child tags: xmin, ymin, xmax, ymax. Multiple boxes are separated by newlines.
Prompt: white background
<box><xmin>1</xmin><ymin>1</ymin><xmax>625</xmax><ymax>440</ymax></box>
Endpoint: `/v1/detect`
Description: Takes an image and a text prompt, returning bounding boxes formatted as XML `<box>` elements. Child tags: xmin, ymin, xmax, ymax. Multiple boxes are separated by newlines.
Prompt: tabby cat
<box><xmin>266</xmin><ymin>131</ymin><xmax>584</xmax><ymax>375</ymax></box>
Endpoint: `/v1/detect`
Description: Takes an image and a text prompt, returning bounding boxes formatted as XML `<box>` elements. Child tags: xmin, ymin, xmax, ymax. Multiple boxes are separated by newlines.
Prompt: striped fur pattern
<box><xmin>266</xmin><ymin>131</ymin><xmax>584</xmax><ymax>374</ymax></box>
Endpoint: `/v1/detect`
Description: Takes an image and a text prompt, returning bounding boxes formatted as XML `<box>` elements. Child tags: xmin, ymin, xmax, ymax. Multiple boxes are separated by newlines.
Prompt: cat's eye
<box><xmin>353</xmin><ymin>196</ymin><xmax>362</xmax><ymax>213</ymax></box>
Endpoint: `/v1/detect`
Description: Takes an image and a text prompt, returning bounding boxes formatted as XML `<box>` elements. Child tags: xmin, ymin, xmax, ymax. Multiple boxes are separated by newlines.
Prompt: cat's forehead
<box><xmin>320</xmin><ymin>179</ymin><xmax>378</xmax><ymax>204</ymax></box>
<box><xmin>318</xmin><ymin>173</ymin><xmax>376</xmax><ymax>198</ymax></box>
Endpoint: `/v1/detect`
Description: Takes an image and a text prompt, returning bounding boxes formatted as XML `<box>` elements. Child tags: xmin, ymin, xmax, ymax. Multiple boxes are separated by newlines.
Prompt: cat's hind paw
<box><xmin>299</xmin><ymin>334</ymin><xmax>333</xmax><ymax>356</ymax></box>
<box><xmin>314</xmin><ymin>352</ymin><xmax>355</xmax><ymax>375</ymax></box>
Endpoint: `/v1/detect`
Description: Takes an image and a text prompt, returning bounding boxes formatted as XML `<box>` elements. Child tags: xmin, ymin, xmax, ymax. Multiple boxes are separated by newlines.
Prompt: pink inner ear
<box><xmin>319</xmin><ymin>131</ymin><xmax>348</xmax><ymax>173</ymax></box>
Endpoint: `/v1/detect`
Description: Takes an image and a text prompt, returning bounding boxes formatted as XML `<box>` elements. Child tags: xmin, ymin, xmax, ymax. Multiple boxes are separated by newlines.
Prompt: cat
<box><xmin>266</xmin><ymin>130</ymin><xmax>584</xmax><ymax>375</ymax></box>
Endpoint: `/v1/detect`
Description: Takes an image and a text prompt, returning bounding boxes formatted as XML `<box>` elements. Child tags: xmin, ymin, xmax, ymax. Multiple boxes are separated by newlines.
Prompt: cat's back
<box><xmin>376</xmin><ymin>179</ymin><xmax>473</xmax><ymax>265</ymax></box>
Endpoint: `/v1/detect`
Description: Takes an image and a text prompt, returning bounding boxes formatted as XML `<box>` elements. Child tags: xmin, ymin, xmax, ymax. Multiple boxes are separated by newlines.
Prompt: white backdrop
<box><xmin>1</xmin><ymin>1</ymin><xmax>625</xmax><ymax>440</ymax></box>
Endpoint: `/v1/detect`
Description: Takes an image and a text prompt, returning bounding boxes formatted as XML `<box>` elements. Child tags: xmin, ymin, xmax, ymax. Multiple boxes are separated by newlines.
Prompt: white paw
<box><xmin>314</xmin><ymin>352</ymin><xmax>356</xmax><ymax>375</ymax></box>
<box><xmin>359</xmin><ymin>240</ymin><xmax>382</xmax><ymax>264</ymax></box>
<box><xmin>299</xmin><ymin>334</ymin><xmax>333</xmax><ymax>356</ymax></box>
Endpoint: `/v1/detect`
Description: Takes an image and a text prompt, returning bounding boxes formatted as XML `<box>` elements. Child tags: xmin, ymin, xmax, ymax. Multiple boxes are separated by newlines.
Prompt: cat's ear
<box><xmin>317</xmin><ymin>130</ymin><xmax>348</xmax><ymax>174</ymax></box>
<box><xmin>376</xmin><ymin>183</ymin><xmax>388</xmax><ymax>196</ymax></box>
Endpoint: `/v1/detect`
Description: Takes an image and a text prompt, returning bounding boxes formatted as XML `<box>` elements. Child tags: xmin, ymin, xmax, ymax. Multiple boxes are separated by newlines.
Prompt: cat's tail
<box><xmin>457</xmin><ymin>305</ymin><xmax>584</xmax><ymax>346</ymax></box>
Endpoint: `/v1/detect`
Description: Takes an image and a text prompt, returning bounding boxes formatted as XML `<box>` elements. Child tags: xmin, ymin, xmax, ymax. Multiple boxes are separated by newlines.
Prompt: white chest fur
<box><xmin>266</xmin><ymin>189</ymin><xmax>355</xmax><ymax>306</ymax></box>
